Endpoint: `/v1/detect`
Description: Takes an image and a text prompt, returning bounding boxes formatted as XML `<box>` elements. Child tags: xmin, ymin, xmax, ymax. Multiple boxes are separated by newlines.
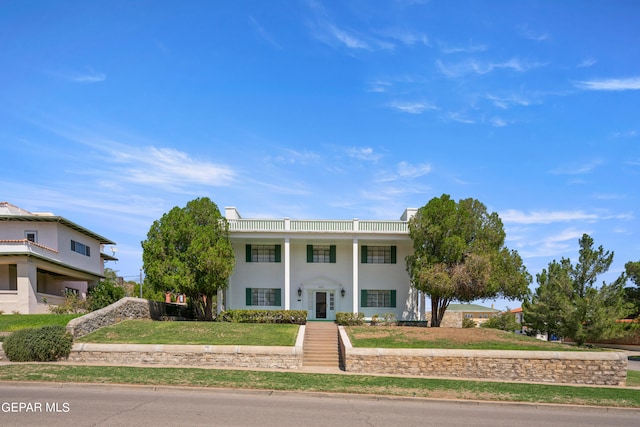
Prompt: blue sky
<box><xmin>1</xmin><ymin>0</ymin><xmax>638</xmax><ymax>307</ymax></box>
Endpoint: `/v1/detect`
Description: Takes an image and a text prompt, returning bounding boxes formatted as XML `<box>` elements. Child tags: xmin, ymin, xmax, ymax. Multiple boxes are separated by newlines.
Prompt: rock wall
<box><xmin>66</xmin><ymin>343</ymin><xmax>303</xmax><ymax>369</ymax></box>
<box><xmin>66</xmin><ymin>297</ymin><xmax>169</xmax><ymax>338</ymax></box>
<box><xmin>338</xmin><ymin>327</ymin><xmax>627</xmax><ymax>386</ymax></box>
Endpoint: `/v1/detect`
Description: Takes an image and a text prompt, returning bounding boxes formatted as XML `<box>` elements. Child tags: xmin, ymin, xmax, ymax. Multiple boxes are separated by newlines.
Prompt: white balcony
<box><xmin>227</xmin><ymin>218</ymin><xmax>408</xmax><ymax>234</ymax></box>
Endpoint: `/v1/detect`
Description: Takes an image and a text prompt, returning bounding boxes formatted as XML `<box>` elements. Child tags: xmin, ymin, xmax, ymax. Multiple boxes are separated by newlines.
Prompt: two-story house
<box><xmin>221</xmin><ymin>207</ymin><xmax>422</xmax><ymax>321</ymax></box>
<box><xmin>0</xmin><ymin>202</ymin><xmax>117</xmax><ymax>314</ymax></box>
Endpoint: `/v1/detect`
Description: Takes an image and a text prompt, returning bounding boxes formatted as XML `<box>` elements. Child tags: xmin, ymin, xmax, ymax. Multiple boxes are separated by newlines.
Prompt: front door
<box><xmin>315</xmin><ymin>292</ymin><xmax>327</xmax><ymax>319</ymax></box>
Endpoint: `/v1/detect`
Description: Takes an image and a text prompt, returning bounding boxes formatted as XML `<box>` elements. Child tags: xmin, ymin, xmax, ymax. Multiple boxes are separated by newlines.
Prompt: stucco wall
<box><xmin>338</xmin><ymin>327</ymin><xmax>627</xmax><ymax>386</ymax></box>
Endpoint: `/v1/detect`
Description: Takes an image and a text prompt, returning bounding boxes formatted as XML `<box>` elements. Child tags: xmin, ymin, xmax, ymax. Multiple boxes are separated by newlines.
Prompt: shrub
<box><xmin>218</xmin><ymin>310</ymin><xmax>307</xmax><ymax>324</ymax></box>
<box><xmin>462</xmin><ymin>317</ymin><xmax>476</xmax><ymax>328</ymax></box>
<box><xmin>336</xmin><ymin>312</ymin><xmax>365</xmax><ymax>326</ymax></box>
<box><xmin>49</xmin><ymin>291</ymin><xmax>88</xmax><ymax>314</ymax></box>
<box><xmin>381</xmin><ymin>312</ymin><xmax>397</xmax><ymax>325</ymax></box>
<box><xmin>481</xmin><ymin>312</ymin><xmax>520</xmax><ymax>331</ymax></box>
<box><xmin>88</xmin><ymin>281</ymin><xmax>125</xmax><ymax>312</ymax></box>
<box><xmin>3</xmin><ymin>325</ymin><xmax>73</xmax><ymax>362</ymax></box>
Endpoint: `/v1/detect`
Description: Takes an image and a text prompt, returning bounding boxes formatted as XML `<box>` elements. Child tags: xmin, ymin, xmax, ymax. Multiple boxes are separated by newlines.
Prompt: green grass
<box><xmin>76</xmin><ymin>319</ymin><xmax>300</xmax><ymax>346</ymax></box>
<box><xmin>346</xmin><ymin>326</ymin><xmax>593</xmax><ymax>351</ymax></box>
<box><xmin>0</xmin><ymin>314</ymin><xmax>83</xmax><ymax>332</ymax></box>
<box><xmin>628</xmin><ymin>370</ymin><xmax>640</xmax><ymax>387</ymax></box>
<box><xmin>0</xmin><ymin>364</ymin><xmax>638</xmax><ymax>408</ymax></box>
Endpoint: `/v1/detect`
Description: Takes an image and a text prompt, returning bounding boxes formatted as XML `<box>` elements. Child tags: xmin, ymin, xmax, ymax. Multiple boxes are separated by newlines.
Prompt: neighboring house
<box><xmin>447</xmin><ymin>303</ymin><xmax>500</xmax><ymax>326</ymax></box>
<box><xmin>222</xmin><ymin>207</ymin><xmax>422</xmax><ymax>321</ymax></box>
<box><xmin>0</xmin><ymin>202</ymin><xmax>117</xmax><ymax>314</ymax></box>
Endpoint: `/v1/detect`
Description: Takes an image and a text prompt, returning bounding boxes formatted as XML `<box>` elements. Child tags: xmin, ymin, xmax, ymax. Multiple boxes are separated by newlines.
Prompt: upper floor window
<box><xmin>71</xmin><ymin>240</ymin><xmax>91</xmax><ymax>257</ymax></box>
<box><xmin>25</xmin><ymin>230</ymin><xmax>37</xmax><ymax>243</ymax></box>
<box><xmin>361</xmin><ymin>245</ymin><xmax>396</xmax><ymax>264</ymax></box>
<box><xmin>245</xmin><ymin>244</ymin><xmax>281</xmax><ymax>263</ymax></box>
<box><xmin>307</xmin><ymin>245</ymin><xmax>336</xmax><ymax>263</ymax></box>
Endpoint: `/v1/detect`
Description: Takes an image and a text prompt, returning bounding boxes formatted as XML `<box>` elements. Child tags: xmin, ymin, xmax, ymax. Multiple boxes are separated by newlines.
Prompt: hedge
<box><xmin>336</xmin><ymin>312</ymin><xmax>365</xmax><ymax>326</ymax></box>
<box><xmin>3</xmin><ymin>325</ymin><xmax>73</xmax><ymax>362</ymax></box>
<box><xmin>218</xmin><ymin>309</ymin><xmax>307</xmax><ymax>324</ymax></box>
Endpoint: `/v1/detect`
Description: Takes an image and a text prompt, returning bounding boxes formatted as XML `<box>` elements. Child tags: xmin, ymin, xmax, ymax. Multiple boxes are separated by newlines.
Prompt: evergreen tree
<box><xmin>406</xmin><ymin>194</ymin><xmax>531</xmax><ymax>327</ymax></box>
<box><xmin>141</xmin><ymin>197</ymin><xmax>235</xmax><ymax>321</ymax></box>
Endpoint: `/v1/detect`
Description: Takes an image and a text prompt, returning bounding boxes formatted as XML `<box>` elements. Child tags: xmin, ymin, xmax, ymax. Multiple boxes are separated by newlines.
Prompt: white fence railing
<box><xmin>227</xmin><ymin>219</ymin><xmax>408</xmax><ymax>234</ymax></box>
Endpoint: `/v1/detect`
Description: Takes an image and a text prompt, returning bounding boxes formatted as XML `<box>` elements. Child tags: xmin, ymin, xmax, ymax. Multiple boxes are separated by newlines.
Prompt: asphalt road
<box><xmin>1</xmin><ymin>383</ymin><xmax>639</xmax><ymax>427</ymax></box>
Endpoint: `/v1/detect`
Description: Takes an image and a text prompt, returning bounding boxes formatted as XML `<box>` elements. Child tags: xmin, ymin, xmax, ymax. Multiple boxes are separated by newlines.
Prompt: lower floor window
<box><xmin>361</xmin><ymin>289</ymin><xmax>396</xmax><ymax>308</ymax></box>
<box><xmin>246</xmin><ymin>287</ymin><xmax>282</xmax><ymax>306</ymax></box>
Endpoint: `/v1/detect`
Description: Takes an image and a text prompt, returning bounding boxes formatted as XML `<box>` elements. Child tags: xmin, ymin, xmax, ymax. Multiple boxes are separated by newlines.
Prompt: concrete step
<box><xmin>303</xmin><ymin>322</ymin><xmax>340</xmax><ymax>368</ymax></box>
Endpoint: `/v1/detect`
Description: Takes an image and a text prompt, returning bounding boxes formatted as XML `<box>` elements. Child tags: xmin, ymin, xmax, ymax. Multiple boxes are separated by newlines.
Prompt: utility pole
<box><xmin>139</xmin><ymin>268</ymin><xmax>143</xmax><ymax>298</ymax></box>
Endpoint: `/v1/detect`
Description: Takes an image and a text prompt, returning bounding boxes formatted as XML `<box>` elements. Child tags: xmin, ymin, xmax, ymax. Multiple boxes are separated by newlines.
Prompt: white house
<box><xmin>0</xmin><ymin>202</ymin><xmax>117</xmax><ymax>314</ymax></box>
<box><xmin>222</xmin><ymin>207</ymin><xmax>423</xmax><ymax>321</ymax></box>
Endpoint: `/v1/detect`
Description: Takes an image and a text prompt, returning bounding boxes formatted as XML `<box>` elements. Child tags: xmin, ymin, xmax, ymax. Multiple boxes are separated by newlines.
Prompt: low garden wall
<box><xmin>1</xmin><ymin>326</ymin><xmax>306</xmax><ymax>370</ymax></box>
<box><xmin>66</xmin><ymin>297</ymin><xmax>186</xmax><ymax>338</ymax></box>
<box><xmin>338</xmin><ymin>327</ymin><xmax>628</xmax><ymax>386</ymax></box>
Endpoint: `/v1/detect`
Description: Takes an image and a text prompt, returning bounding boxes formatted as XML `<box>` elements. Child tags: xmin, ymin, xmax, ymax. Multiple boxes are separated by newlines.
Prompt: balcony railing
<box><xmin>0</xmin><ymin>240</ymin><xmax>60</xmax><ymax>261</ymax></box>
<box><xmin>227</xmin><ymin>218</ymin><xmax>408</xmax><ymax>234</ymax></box>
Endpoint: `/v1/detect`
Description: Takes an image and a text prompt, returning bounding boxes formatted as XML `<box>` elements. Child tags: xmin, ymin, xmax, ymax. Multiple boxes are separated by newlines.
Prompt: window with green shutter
<box><xmin>246</xmin><ymin>244</ymin><xmax>281</xmax><ymax>262</ymax></box>
<box><xmin>362</xmin><ymin>246</ymin><xmax>396</xmax><ymax>264</ymax></box>
<box><xmin>307</xmin><ymin>245</ymin><xmax>336</xmax><ymax>263</ymax></box>
<box><xmin>361</xmin><ymin>289</ymin><xmax>396</xmax><ymax>308</ymax></box>
<box><xmin>246</xmin><ymin>288</ymin><xmax>282</xmax><ymax>306</ymax></box>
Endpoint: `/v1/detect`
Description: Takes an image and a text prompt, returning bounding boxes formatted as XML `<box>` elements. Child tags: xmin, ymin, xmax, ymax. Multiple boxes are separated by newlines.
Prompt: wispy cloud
<box><xmin>396</xmin><ymin>161</ymin><xmax>431</xmax><ymax>178</ymax></box>
<box><xmin>438</xmin><ymin>40</ymin><xmax>487</xmax><ymax>54</ymax></box>
<box><xmin>437</xmin><ymin>58</ymin><xmax>545</xmax><ymax>78</ymax></box>
<box><xmin>368</xmin><ymin>80</ymin><xmax>392</xmax><ymax>93</ymax></box>
<box><xmin>575</xmin><ymin>77</ymin><xmax>640</xmax><ymax>91</ymax></box>
<box><xmin>577</xmin><ymin>58</ymin><xmax>597</xmax><ymax>68</ymax></box>
<box><xmin>518</xmin><ymin>24</ymin><xmax>550</xmax><ymax>42</ymax></box>
<box><xmin>550</xmin><ymin>159</ymin><xmax>602</xmax><ymax>175</ymax></box>
<box><xmin>346</xmin><ymin>146</ymin><xmax>382</xmax><ymax>162</ymax></box>
<box><xmin>501</xmin><ymin>209</ymin><xmax>602</xmax><ymax>224</ymax></box>
<box><xmin>388</xmin><ymin>100</ymin><xmax>438</xmax><ymax>114</ymax></box>
<box><xmin>70</xmin><ymin>68</ymin><xmax>106</xmax><ymax>83</ymax></box>
<box><xmin>612</xmin><ymin>130</ymin><xmax>638</xmax><ymax>138</ymax></box>
<box><xmin>485</xmin><ymin>93</ymin><xmax>533</xmax><ymax>109</ymax></box>
<box><xmin>446</xmin><ymin>111</ymin><xmax>475</xmax><ymax>124</ymax></box>
<box><xmin>378</xmin><ymin>28</ymin><xmax>429</xmax><ymax>46</ymax></box>
<box><xmin>490</xmin><ymin>117</ymin><xmax>508</xmax><ymax>127</ymax></box>
<box><xmin>267</xmin><ymin>148</ymin><xmax>321</xmax><ymax>165</ymax></box>
<box><xmin>249</xmin><ymin>16</ymin><xmax>282</xmax><ymax>50</ymax></box>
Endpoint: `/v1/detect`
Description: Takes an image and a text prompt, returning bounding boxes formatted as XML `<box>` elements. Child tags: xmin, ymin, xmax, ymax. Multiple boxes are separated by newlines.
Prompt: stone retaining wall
<box><xmin>338</xmin><ymin>327</ymin><xmax>627</xmax><ymax>386</ymax></box>
<box><xmin>1</xmin><ymin>326</ymin><xmax>306</xmax><ymax>370</ymax></box>
<box><xmin>66</xmin><ymin>297</ymin><xmax>173</xmax><ymax>338</ymax></box>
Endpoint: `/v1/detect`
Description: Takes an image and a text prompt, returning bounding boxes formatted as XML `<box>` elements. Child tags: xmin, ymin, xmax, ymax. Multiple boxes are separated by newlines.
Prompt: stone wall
<box><xmin>1</xmin><ymin>325</ymin><xmax>306</xmax><ymax>370</ymax></box>
<box><xmin>66</xmin><ymin>342</ymin><xmax>303</xmax><ymax>369</ymax></box>
<box><xmin>338</xmin><ymin>327</ymin><xmax>627</xmax><ymax>386</ymax></box>
<box><xmin>66</xmin><ymin>297</ymin><xmax>175</xmax><ymax>338</ymax></box>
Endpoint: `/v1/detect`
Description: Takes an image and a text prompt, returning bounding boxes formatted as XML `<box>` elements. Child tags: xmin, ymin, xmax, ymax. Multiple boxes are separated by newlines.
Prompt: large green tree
<box><xmin>523</xmin><ymin>234</ymin><xmax>631</xmax><ymax>346</ymax></box>
<box><xmin>406</xmin><ymin>194</ymin><xmax>531</xmax><ymax>327</ymax></box>
<box><xmin>624</xmin><ymin>260</ymin><xmax>640</xmax><ymax>319</ymax></box>
<box><xmin>141</xmin><ymin>197</ymin><xmax>235</xmax><ymax>321</ymax></box>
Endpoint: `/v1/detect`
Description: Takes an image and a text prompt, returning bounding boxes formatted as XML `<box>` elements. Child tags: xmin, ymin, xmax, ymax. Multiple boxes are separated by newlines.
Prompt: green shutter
<box><xmin>390</xmin><ymin>246</ymin><xmax>397</xmax><ymax>264</ymax></box>
<box><xmin>246</xmin><ymin>245</ymin><xmax>252</xmax><ymax>262</ymax></box>
<box><xmin>361</xmin><ymin>246</ymin><xmax>368</xmax><ymax>263</ymax></box>
<box><xmin>361</xmin><ymin>289</ymin><xmax>368</xmax><ymax>307</ymax></box>
<box><xmin>246</xmin><ymin>288</ymin><xmax>252</xmax><ymax>306</ymax></box>
<box><xmin>275</xmin><ymin>245</ymin><xmax>281</xmax><ymax>262</ymax></box>
<box><xmin>275</xmin><ymin>289</ymin><xmax>282</xmax><ymax>306</ymax></box>
<box><xmin>307</xmin><ymin>245</ymin><xmax>314</xmax><ymax>263</ymax></box>
<box><xmin>390</xmin><ymin>290</ymin><xmax>397</xmax><ymax>308</ymax></box>
<box><xmin>330</xmin><ymin>245</ymin><xmax>336</xmax><ymax>263</ymax></box>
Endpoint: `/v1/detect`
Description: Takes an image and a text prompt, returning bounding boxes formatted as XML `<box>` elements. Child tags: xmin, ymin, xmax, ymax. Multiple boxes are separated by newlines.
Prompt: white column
<box><xmin>284</xmin><ymin>237</ymin><xmax>291</xmax><ymax>310</ymax></box>
<box><xmin>352</xmin><ymin>238</ymin><xmax>359</xmax><ymax>314</ymax></box>
<box><xmin>16</xmin><ymin>261</ymin><xmax>37</xmax><ymax>314</ymax></box>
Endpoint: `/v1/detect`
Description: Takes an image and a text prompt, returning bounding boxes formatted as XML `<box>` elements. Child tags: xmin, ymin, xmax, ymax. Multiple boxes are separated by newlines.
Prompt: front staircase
<box><xmin>303</xmin><ymin>322</ymin><xmax>340</xmax><ymax>369</ymax></box>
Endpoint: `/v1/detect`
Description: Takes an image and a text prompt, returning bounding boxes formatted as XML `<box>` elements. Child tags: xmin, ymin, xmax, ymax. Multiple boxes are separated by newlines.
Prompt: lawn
<box><xmin>0</xmin><ymin>313</ymin><xmax>83</xmax><ymax>332</ymax></box>
<box><xmin>0</xmin><ymin>364</ymin><xmax>638</xmax><ymax>408</ymax></box>
<box><xmin>76</xmin><ymin>319</ymin><xmax>300</xmax><ymax>346</ymax></box>
<box><xmin>346</xmin><ymin>326</ymin><xmax>594</xmax><ymax>350</ymax></box>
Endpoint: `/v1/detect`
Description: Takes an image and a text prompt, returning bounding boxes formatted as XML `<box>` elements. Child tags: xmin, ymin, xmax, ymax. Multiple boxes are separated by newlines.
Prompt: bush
<box><xmin>218</xmin><ymin>310</ymin><xmax>307</xmax><ymax>324</ymax></box>
<box><xmin>3</xmin><ymin>325</ymin><xmax>73</xmax><ymax>362</ymax></box>
<box><xmin>481</xmin><ymin>311</ymin><xmax>521</xmax><ymax>331</ymax></box>
<box><xmin>462</xmin><ymin>317</ymin><xmax>476</xmax><ymax>328</ymax></box>
<box><xmin>336</xmin><ymin>312</ymin><xmax>365</xmax><ymax>326</ymax></box>
<box><xmin>88</xmin><ymin>281</ymin><xmax>125</xmax><ymax>312</ymax></box>
<box><xmin>49</xmin><ymin>291</ymin><xmax>88</xmax><ymax>314</ymax></box>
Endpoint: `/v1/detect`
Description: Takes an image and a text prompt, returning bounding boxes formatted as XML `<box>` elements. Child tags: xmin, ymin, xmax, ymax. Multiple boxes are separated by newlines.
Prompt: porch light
<box><xmin>340</xmin><ymin>287</ymin><xmax>345</xmax><ymax>298</ymax></box>
<box><xmin>297</xmin><ymin>286</ymin><xmax>302</xmax><ymax>298</ymax></box>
